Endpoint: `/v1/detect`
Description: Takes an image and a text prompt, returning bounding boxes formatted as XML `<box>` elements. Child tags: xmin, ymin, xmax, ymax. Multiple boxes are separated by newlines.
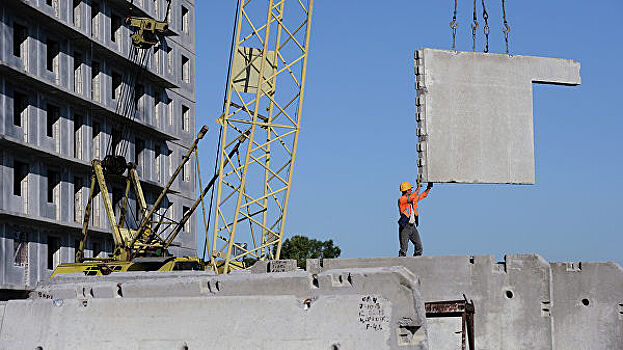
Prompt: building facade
<box><xmin>0</xmin><ymin>0</ymin><xmax>197</xmax><ymax>290</ymax></box>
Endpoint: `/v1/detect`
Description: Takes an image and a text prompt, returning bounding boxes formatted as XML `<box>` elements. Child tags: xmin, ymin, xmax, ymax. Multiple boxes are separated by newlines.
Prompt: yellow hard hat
<box><xmin>400</xmin><ymin>182</ymin><xmax>412</xmax><ymax>192</ymax></box>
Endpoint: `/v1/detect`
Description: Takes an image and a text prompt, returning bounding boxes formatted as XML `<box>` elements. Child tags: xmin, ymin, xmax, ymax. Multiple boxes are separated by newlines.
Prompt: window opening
<box><xmin>74</xmin><ymin>114</ymin><xmax>83</xmax><ymax>159</ymax></box>
<box><xmin>181</xmin><ymin>6</ymin><xmax>189</xmax><ymax>34</ymax></box>
<box><xmin>154</xmin><ymin>89</ymin><xmax>161</xmax><ymax>127</ymax></box>
<box><xmin>46</xmin><ymin>104</ymin><xmax>60</xmax><ymax>138</ymax></box>
<box><xmin>181</xmin><ymin>55</ymin><xmax>190</xmax><ymax>83</ymax></box>
<box><xmin>92</xmin><ymin>241</ymin><xmax>101</xmax><ymax>258</ymax></box>
<box><xmin>111</xmin><ymin>128</ymin><xmax>122</xmax><ymax>155</ymax></box>
<box><xmin>135</xmin><ymin>138</ymin><xmax>145</xmax><ymax>173</ymax></box>
<box><xmin>47</xmin><ymin>169</ymin><xmax>60</xmax><ymax>204</ymax></box>
<box><xmin>93</xmin><ymin>121</ymin><xmax>101</xmax><ymax>159</ymax></box>
<box><xmin>111</xmin><ymin>71</ymin><xmax>122</xmax><ymax>100</ymax></box>
<box><xmin>111</xmin><ymin>14</ymin><xmax>122</xmax><ymax>43</ymax></box>
<box><xmin>74</xmin><ymin>176</ymin><xmax>84</xmax><ymax>222</ymax></box>
<box><xmin>13</xmin><ymin>91</ymin><xmax>27</xmax><ymax>127</ymax></box>
<box><xmin>46</xmin><ymin>39</ymin><xmax>60</xmax><ymax>73</ymax></box>
<box><xmin>47</xmin><ymin>235</ymin><xmax>61</xmax><ymax>270</ymax></box>
<box><xmin>153</xmin><ymin>46</ymin><xmax>160</xmax><ymax>72</ymax></box>
<box><xmin>112</xmin><ymin>187</ymin><xmax>123</xmax><ymax>218</ymax></box>
<box><xmin>167</xmin><ymin>97</ymin><xmax>173</xmax><ymax>125</ymax></box>
<box><xmin>135</xmin><ymin>83</ymin><xmax>145</xmax><ymax>118</ymax></box>
<box><xmin>73</xmin><ymin>239</ymin><xmax>81</xmax><ymax>262</ymax></box>
<box><xmin>182</xmin><ymin>105</ymin><xmax>190</xmax><ymax>132</ymax></box>
<box><xmin>91</xmin><ymin>1</ymin><xmax>100</xmax><ymax>38</ymax></box>
<box><xmin>73</xmin><ymin>0</ymin><xmax>82</xmax><ymax>27</ymax></box>
<box><xmin>183</xmin><ymin>206</ymin><xmax>190</xmax><ymax>232</ymax></box>
<box><xmin>154</xmin><ymin>144</ymin><xmax>161</xmax><ymax>182</ymax></box>
<box><xmin>14</xmin><ymin>161</ymin><xmax>28</xmax><ymax>196</ymax></box>
<box><xmin>14</xmin><ymin>232</ymin><xmax>29</xmax><ymax>267</ymax></box>
<box><xmin>74</xmin><ymin>52</ymin><xmax>84</xmax><ymax>94</ymax></box>
<box><xmin>91</xmin><ymin>61</ymin><xmax>100</xmax><ymax>101</ymax></box>
<box><xmin>13</xmin><ymin>23</ymin><xmax>27</xmax><ymax>58</ymax></box>
<box><xmin>166</xmin><ymin>46</ymin><xmax>173</xmax><ymax>73</ymax></box>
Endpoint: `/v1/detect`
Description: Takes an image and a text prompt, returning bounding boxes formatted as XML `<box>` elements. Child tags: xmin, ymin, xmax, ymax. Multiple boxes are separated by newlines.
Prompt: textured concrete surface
<box><xmin>313</xmin><ymin>254</ymin><xmax>623</xmax><ymax>350</ymax></box>
<box><xmin>0</xmin><ymin>0</ymin><xmax>198</xmax><ymax>290</ymax></box>
<box><xmin>2</xmin><ymin>255</ymin><xmax>620</xmax><ymax>349</ymax></box>
<box><xmin>0</xmin><ymin>267</ymin><xmax>428</xmax><ymax>350</ymax></box>
<box><xmin>415</xmin><ymin>48</ymin><xmax>581</xmax><ymax>184</ymax></box>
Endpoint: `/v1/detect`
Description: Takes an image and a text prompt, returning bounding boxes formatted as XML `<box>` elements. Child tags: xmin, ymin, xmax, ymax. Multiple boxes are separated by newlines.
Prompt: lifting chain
<box><xmin>471</xmin><ymin>0</ymin><xmax>479</xmax><ymax>51</ymax></box>
<box><xmin>502</xmin><ymin>0</ymin><xmax>511</xmax><ymax>54</ymax></box>
<box><xmin>450</xmin><ymin>0</ymin><xmax>458</xmax><ymax>51</ymax></box>
<box><xmin>482</xmin><ymin>0</ymin><xmax>490</xmax><ymax>53</ymax></box>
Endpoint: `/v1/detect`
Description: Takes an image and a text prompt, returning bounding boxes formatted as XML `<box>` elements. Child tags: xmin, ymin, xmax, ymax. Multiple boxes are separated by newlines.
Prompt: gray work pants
<box><xmin>398</xmin><ymin>223</ymin><xmax>422</xmax><ymax>257</ymax></box>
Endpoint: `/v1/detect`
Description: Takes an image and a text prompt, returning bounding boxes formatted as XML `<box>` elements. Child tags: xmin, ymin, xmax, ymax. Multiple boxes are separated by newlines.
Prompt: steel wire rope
<box><xmin>162</xmin><ymin>0</ymin><xmax>172</xmax><ymax>22</ymax></box>
<box><xmin>482</xmin><ymin>0</ymin><xmax>490</xmax><ymax>52</ymax></box>
<box><xmin>118</xmin><ymin>48</ymin><xmax>149</xmax><ymax>159</ymax></box>
<box><xmin>201</xmin><ymin>0</ymin><xmax>241</xmax><ymax>261</ymax></box>
<box><xmin>105</xmin><ymin>47</ymin><xmax>146</xmax><ymax>158</ymax></box>
<box><xmin>105</xmin><ymin>48</ymin><xmax>137</xmax><ymax>156</ymax></box>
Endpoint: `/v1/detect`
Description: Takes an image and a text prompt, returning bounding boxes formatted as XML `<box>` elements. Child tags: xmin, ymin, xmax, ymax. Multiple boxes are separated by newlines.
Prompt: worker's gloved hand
<box><xmin>427</xmin><ymin>182</ymin><xmax>433</xmax><ymax>189</ymax></box>
<box><xmin>416</xmin><ymin>179</ymin><xmax>421</xmax><ymax>187</ymax></box>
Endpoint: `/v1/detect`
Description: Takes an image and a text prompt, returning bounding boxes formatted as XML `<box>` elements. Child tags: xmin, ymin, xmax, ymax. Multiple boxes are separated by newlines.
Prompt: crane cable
<box><xmin>105</xmin><ymin>0</ymin><xmax>171</xmax><ymax>159</ymax></box>
<box><xmin>449</xmin><ymin>0</ymin><xmax>458</xmax><ymax>51</ymax></box>
<box><xmin>482</xmin><ymin>0</ymin><xmax>490</xmax><ymax>53</ymax></box>
<box><xmin>162</xmin><ymin>0</ymin><xmax>172</xmax><ymax>22</ymax></box>
<box><xmin>104</xmin><ymin>48</ymin><xmax>148</xmax><ymax>158</ymax></box>
<box><xmin>502</xmin><ymin>0</ymin><xmax>511</xmax><ymax>54</ymax></box>
<box><xmin>201</xmin><ymin>0</ymin><xmax>242</xmax><ymax>261</ymax></box>
<box><xmin>471</xmin><ymin>0</ymin><xmax>479</xmax><ymax>51</ymax></box>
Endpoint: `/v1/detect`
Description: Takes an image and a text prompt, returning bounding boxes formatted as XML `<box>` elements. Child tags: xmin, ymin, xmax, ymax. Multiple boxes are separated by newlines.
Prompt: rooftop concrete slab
<box><xmin>415</xmin><ymin>48</ymin><xmax>581</xmax><ymax>184</ymax></box>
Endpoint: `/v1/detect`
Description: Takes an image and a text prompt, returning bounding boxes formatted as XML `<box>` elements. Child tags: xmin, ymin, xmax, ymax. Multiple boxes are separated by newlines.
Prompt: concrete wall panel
<box><xmin>551</xmin><ymin>262</ymin><xmax>623</xmax><ymax>350</ymax></box>
<box><xmin>1</xmin><ymin>267</ymin><xmax>429</xmax><ymax>350</ymax></box>
<box><xmin>415</xmin><ymin>48</ymin><xmax>581</xmax><ymax>184</ymax></box>
<box><xmin>316</xmin><ymin>254</ymin><xmax>622</xmax><ymax>350</ymax></box>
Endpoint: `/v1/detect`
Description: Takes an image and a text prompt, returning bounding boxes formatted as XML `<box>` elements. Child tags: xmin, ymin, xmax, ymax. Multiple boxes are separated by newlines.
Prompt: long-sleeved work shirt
<box><xmin>398</xmin><ymin>186</ymin><xmax>430</xmax><ymax>217</ymax></box>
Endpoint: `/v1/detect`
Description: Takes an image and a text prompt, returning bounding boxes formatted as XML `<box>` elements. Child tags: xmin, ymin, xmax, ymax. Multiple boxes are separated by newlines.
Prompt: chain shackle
<box><xmin>450</xmin><ymin>0</ymin><xmax>458</xmax><ymax>51</ymax></box>
<box><xmin>471</xmin><ymin>0</ymin><xmax>479</xmax><ymax>51</ymax></box>
<box><xmin>502</xmin><ymin>0</ymin><xmax>511</xmax><ymax>54</ymax></box>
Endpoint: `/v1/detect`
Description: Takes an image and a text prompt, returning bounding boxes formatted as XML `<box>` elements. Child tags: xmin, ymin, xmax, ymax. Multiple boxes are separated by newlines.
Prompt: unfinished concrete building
<box><xmin>0</xmin><ymin>0</ymin><xmax>197</xmax><ymax>291</ymax></box>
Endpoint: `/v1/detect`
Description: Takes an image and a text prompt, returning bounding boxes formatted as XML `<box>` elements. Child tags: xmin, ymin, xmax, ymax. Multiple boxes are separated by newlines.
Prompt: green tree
<box><xmin>275</xmin><ymin>235</ymin><xmax>341</xmax><ymax>268</ymax></box>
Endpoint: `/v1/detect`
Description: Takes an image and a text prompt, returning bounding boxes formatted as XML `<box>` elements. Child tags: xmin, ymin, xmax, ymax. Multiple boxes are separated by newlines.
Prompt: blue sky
<box><xmin>194</xmin><ymin>1</ymin><xmax>622</xmax><ymax>264</ymax></box>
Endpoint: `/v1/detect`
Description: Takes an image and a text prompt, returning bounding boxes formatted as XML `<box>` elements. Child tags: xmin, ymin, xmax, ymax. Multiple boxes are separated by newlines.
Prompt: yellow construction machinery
<box><xmin>53</xmin><ymin>0</ymin><xmax>315</xmax><ymax>276</ymax></box>
<box><xmin>125</xmin><ymin>0</ymin><xmax>173</xmax><ymax>49</ymax></box>
<box><xmin>53</xmin><ymin>127</ymin><xmax>210</xmax><ymax>276</ymax></box>
<box><xmin>125</xmin><ymin>16</ymin><xmax>171</xmax><ymax>49</ymax></box>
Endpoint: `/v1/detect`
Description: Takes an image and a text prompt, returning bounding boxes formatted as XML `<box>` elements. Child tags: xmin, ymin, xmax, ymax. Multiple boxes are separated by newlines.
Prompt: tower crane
<box><xmin>209</xmin><ymin>0</ymin><xmax>315</xmax><ymax>273</ymax></box>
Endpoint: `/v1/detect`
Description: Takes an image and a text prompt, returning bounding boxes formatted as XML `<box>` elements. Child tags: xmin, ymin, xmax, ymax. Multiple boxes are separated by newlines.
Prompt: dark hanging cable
<box><xmin>471</xmin><ymin>0</ymin><xmax>479</xmax><ymax>51</ymax></box>
<box><xmin>502</xmin><ymin>0</ymin><xmax>511</xmax><ymax>54</ymax></box>
<box><xmin>482</xmin><ymin>0</ymin><xmax>490</xmax><ymax>53</ymax></box>
<box><xmin>202</xmin><ymin>0</ymin><xmax>241</xmax><ymax>261</ymax></box>
<box><xmin>450</xmin><ymin>0</ymin><xmax>458</xmax><ymax>51</ymax></box>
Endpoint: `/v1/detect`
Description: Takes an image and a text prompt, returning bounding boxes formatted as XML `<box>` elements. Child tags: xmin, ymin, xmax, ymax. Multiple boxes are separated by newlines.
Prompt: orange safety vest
<box><xmin>398</xmin><ymin>187</ymin><xmax>430</xmax><ymax>217</ymax></box>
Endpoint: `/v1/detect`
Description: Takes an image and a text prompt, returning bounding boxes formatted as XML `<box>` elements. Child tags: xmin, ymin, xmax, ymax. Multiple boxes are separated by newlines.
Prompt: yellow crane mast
<box><xmin>210</xmin><ymin>0</ymin><xmax>314</xmax><ymax>273</ymax></box>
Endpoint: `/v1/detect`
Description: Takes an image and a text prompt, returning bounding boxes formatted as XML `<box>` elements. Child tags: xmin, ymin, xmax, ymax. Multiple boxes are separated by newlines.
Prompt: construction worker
<box><xmin>397</xmin><ymin>181</ymin><xmax>433</xmax><ymax>256</ymax></box>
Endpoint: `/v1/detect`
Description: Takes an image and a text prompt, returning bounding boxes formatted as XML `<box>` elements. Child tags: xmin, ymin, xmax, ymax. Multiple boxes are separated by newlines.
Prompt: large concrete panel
<box><xmin>313</xmin><ymin>255</ymin><xmax>623</xmax><ymax>350</ymax></box>
<box><xmin>0</xmin><ymin>267</ymin><xmax>429</xmax><ymax>350</ymax></box>
<box><xmin>415</xmin><ymin>49</ymin><xmax>581</xmax><ymax>184</ymax></box>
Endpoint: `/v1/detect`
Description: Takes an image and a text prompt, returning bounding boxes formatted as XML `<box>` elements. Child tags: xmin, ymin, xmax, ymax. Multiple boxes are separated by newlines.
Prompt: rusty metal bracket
<box><xmin>425</xmin><ymin>294</ymin><xmax>475</xmax><ymax>350</ymax></box>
